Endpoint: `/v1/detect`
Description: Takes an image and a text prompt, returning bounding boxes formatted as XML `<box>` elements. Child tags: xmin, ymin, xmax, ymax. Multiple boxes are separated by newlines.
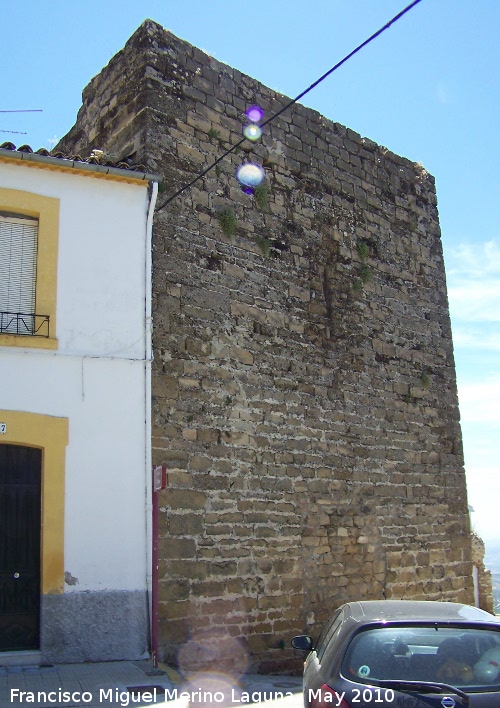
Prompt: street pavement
<box><xmin>0</xmin><ymin>660</ymin><xmax>303</xmax><ymax>707</ymax></box>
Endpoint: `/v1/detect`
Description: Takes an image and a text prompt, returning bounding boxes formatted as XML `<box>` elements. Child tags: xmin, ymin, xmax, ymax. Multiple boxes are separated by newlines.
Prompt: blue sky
<box><xmin>3</xmin><ymin>0</ymin><xmax>499</xmax><ymax>544</ymax></box>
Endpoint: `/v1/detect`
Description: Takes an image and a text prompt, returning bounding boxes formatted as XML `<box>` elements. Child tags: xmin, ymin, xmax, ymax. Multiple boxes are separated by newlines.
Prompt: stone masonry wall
<box><xmin>57</xmin><ymin>20</ymin><xmax>474</xmax><ymax>672</ymax></box>
<box><xmin>472</xmin><ymin>533</ymin><xmax>494</xmax><ymax>614</ymax></box>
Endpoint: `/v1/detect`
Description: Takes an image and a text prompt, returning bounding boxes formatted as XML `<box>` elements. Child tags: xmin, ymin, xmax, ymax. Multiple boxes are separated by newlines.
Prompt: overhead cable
<box><xmin>156</xmin><ymin>0</ymin><xmax>423</xmax><ymax>212</ymax></box>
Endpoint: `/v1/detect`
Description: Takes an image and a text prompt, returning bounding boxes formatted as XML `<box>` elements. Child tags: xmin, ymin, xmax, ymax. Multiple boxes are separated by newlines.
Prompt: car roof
<box><xmin>342</xmin><ymin>600</ymin><xmax>499</xmax><ymax>624</ymax></box>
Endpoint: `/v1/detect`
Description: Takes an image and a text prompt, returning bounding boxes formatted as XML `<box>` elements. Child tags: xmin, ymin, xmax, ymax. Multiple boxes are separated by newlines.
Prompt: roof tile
<box><xmin>0</xmin><ymin>142</ymin><xmax>148</xmax><ymax>173</ymax></box>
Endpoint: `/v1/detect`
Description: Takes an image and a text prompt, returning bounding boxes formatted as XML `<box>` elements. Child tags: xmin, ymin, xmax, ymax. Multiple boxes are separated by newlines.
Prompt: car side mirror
<box><xmin>291</xmin><ymin>635</ymin><xmax>314</xmax><ymax>651</ymax></box>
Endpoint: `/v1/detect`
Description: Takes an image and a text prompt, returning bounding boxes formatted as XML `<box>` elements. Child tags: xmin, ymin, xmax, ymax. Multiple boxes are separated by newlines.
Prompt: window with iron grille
<box><xmin>0</xmin><ymin>212</ymin><xmax>39</xmax><ymax>335</ymax></box>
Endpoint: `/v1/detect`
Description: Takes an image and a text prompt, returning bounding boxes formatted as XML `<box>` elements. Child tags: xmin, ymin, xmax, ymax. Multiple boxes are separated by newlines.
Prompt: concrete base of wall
<box><xmin>41</xmin><ymin>590</ymin><xmax>149</xmax><ymax>664</ymax></box>
<box><xmin>0</xmin><ymin>650</ymin><xmax>41</xmax><ymax>667</ymax></box>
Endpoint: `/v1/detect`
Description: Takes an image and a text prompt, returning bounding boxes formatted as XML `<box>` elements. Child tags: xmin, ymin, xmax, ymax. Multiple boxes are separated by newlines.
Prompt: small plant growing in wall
<box><xmin>352</xmin><ymin>278</ymin><xmax>363</xmax><ymax>294</ymax></box>
<box><xmin>256</xmin><ymin>235</ymin><xmax>271</xmax><ymax>258</ymax></box>
<box><xmin>360</xmin><ymin>263</ymin><xmax>372</xmax><ymax>284</ymax></box>
<box><xmin>254</xmin><ymin>184</ymin><xmax>269</xmax><ymax>210</ymax></box>
<box><xmin>218</xmin><ymin>208</ymin><xmax>237</xmax><ymax>238</ymax></box>
<box><xmin>357</xmin><ymin>239</ymin><xmax>370</xmax><ymax>261</ymax></box>
<box><xmin>420</xmin><ymin>371</ymin><xmax>431</xmax><ymax>388</ymax></box>
<box><xmin>353</xmin><ymin>238</ymin><xmax>373</xmax><ymax>291</ymax></box>
<box><xmin>207</xmin><ymin>127</ymin><xmax>220</xmax><ymax>141</ymax></box>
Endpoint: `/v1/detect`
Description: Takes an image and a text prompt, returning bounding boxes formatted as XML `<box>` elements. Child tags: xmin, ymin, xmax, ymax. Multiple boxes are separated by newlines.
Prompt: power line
<box><xmin>0</xmin><ymin>109</ymin><xmax>42</xmax><ymax>138</ymax></box>
<box><xmin>156</xmin><ymin>0</ymin><xmax>423</xmax><ymax>212</ymax></box>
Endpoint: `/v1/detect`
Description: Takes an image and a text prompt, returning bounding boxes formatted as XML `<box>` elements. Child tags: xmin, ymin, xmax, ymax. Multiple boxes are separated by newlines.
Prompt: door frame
<box><xmin>0</xmin><ymin>411</ymin><xmax>68</xmax><ymax>603</ymax></box>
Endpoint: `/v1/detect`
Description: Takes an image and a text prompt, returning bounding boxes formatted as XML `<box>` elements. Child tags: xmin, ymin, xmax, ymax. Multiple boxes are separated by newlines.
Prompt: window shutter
<box><xmin>0</xmin><ymin>213</ymin><xmax>39</xmax><ymax>334</ymax></box>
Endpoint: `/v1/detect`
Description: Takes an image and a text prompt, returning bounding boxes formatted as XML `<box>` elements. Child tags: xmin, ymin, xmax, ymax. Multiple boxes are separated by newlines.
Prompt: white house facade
<box><xmin>0</xmin><ymin>146</ymin><xmax>159</xmax><ymax>663</ymax></box>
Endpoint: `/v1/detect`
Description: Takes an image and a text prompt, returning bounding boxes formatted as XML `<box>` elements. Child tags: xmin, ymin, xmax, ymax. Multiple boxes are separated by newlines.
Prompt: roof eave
<box><xmin>0</xmin><ymin>148</ymin><xmax>162</xmax><ymax>184</ymax></box>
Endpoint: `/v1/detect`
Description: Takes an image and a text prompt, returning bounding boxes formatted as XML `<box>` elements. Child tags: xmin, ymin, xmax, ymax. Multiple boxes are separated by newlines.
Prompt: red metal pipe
<box><xmin>152</xmin><ymin>467</ymin><xmax>159</xmax><ymax>668</ymax></box>
<box><xmin>151</xmin><ymin>465</ymin><xmax>167</xmax><ymax>668</ymax></box>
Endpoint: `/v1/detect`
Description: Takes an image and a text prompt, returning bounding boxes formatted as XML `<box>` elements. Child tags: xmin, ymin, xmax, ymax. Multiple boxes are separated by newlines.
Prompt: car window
<box><xmin>316</xmin><ymin>610</ymin><xmax>343</xmax><ymax>662</ymax></box>
<box><xmin>341</xmin><ymin>626</ymin><xmax>500</xmax><ymax>690</ymax></box>
<box><xmin>314</xmin><ymin>610</ymin><xmax>339</xmax><ymax>659</ymax></box>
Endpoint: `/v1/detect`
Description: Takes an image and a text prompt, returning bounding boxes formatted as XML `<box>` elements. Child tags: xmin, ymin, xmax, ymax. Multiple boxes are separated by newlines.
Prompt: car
<box><xmin>291</xmin><ymin>600</ymin><xmax>500</xmax><ymax>707</ymax></box>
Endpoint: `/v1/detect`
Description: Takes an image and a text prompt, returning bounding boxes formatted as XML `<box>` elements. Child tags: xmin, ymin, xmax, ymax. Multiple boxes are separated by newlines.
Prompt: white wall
<box><xmin>2</xmin><ymin>162</ymin><xmax>150</xmax><ymax>358</ymax></box>
<box><xmin>0</xmin><ymin>161</ymin><xmax>152</xmax><ymax>593</ymax></box>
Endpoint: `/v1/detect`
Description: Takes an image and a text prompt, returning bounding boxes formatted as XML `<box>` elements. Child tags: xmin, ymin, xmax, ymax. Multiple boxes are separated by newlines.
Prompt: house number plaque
<box><xmin>0</xmin><ymin>423</ymin><xmax>6</xmax><ymax>434</ymax></box>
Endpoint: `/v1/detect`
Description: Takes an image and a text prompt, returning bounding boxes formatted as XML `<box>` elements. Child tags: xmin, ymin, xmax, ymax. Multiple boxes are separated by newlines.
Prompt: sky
<box><xmin>2</xmin><ymin>0</ymin><xmax>498</xmax><ymax>545</ymax></box>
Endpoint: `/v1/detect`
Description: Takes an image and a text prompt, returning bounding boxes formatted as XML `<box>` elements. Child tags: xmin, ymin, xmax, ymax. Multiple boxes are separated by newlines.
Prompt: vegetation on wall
<box><xmin>254</xmin><ymin>184</ymin><xmax>269</xmax><ymax>210</ymax></box>
<box><xmin>256</xmin><ymin>235</ymin><xmax>271</xmax><ymax>258</ymax></box>
<box><xmin>354</xmin><ymin>238</ymin><xmax>373</xmax><ymax>291</ymax></box>
<box><xmin>421</xmin><ymin>371</ymin><xmax>431</xmax><ymax>388</ymax></box>
<box><xmin>207</xmin><ymin>128</ymin><xmax>220</xmax><ymax>141</ymax></box>
<box><xmin>217</xmin><ymin>208</ymin><xmax>237</xmax><ymax>237</ymax></box>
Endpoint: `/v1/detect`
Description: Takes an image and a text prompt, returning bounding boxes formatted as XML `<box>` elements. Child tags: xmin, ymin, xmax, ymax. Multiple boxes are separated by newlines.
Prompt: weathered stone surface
<box><xmin>471</xmin><ymin>533</ymin><xmax>494</xmax><ymax>613</ymax></box>
<box><xmin>57</xmin><ymin>18</ymin><xmax>475</xmax><ymax>673</ymax></box>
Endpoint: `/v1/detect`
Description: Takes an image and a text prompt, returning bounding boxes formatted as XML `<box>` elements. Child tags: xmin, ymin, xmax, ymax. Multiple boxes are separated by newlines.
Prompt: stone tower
<box><xmin>57</xmin><ymin>19</ymin><xmax>474</xmax><ymax>671</ymax></box>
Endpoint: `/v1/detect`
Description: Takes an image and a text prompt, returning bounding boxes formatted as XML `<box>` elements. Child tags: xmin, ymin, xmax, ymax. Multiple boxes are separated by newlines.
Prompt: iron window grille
<box><xmin>0</xmin><ymin>311</ymin><xmax>50</xmax><ymax>337</ymax></box>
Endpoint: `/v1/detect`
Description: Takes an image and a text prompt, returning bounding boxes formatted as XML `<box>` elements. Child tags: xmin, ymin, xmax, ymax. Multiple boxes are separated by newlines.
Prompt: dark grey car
<box><xmin>292</xmin><ymin>600</ymin><xmax>500</xmax><ymax>707</ymax></box>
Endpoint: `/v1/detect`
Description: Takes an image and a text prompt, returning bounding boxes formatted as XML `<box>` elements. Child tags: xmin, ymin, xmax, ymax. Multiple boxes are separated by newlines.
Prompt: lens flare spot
<box><xmin>246</xmin><ymin>105</ymin><xmax>263</xmax><ymax>123</ymax></box>
<box><xmin>178</xmin><ymin>632</ymin><xmax>249</xmax><ymax>679</ymax></box>
<box><xmin>236</xmin><ymin>163</ymin><xmax>265</xmax><ymax>189</ymax></box>
<box><xmin>243</xmin><ymin>124</ymin><xmax>262</xmax><ymax>141</ymax></box>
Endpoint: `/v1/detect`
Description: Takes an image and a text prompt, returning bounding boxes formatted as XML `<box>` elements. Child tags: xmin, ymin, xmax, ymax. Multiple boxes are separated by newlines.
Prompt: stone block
<box><xmin>168</xmin><ymin>513</ymin><xmax>204</xmax><ymax>535</ymax></box>
<box><xmin>158</xmin><ymin>579</ymin><xmax>190</xmax><ymax>601</ymax></box>
<box><xmin>177</xmin><ymin>142</ymin><xmax>207</xmax><ymax>164</ymax></box>
<box><xmin>230</xmin><ymin>346</ymin><xmax>254</xmax><ymax>365</ymax></box>
<box><xmin>164</xmin><ymin>489</ymin><xmax>207</xmax><ymax>510</ymax></box>
<box><xmin>158</xmin><ymin>537</ymin><xmax>197</xmax><ymax>559</ymax></box>
<box><xmin>182</xmin><ymin>428</ymin><xmax>197</xmax><ymax>441</ymax></box>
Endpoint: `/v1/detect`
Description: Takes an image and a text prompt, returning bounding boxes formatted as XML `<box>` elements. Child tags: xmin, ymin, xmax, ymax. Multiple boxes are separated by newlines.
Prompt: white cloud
<box><xmin>446</xmin><ymin>240</ymin><xmax>500</xmax><ymax>325</ymax></box>
<box><xmin>448</xmin><ymin>284</ymin><xmax>500</xmax><ymax>322</ymax></box>
<box><xmin>467</xmin><ymin>466</ymin><xmax>500</xmax><ymax>542</ymax></box>
<box><xmin>446</xmin><ymin>240</ymin><xmax>500</xmax><ymax>336</ymax></box>
<box><xmin>445</xmin><ymin>240</ymin><xmax>500</xmax><ymax>542</ymax></box>
<box><xmin>452</xmin><ymin>328</ymin><xmax>500</xmax><ymax>351</ymax></box>
<box><xmin>457</xmin><ymin>379</ymin><xmax>500</xmax><ymax>424</ymax></box>
<box><xmin>453</xmin><ymin>332</ymin><xmax>500</xmax><ymax>355</ymax></box>
<box><xmin>436</xmin><ymin>81</ymin><xmax>451</xmax><ymax>106</ymax></box>
<box><xmin>447</xmin><ymin>240</ymin><xmax>500</xmax><ymax>278</ymax></box>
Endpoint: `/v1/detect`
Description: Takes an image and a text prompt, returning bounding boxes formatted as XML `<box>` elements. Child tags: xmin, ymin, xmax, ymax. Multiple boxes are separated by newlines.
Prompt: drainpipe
<box><xmin>145</xmin><ymin>180</ymin><xmax>158</xmax><ymax>664</ymax></box>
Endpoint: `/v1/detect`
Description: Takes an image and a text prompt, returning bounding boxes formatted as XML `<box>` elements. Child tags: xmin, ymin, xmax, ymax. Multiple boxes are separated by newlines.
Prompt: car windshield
<box><xmin>341</xmin><ymin>626</ymin><xmax>500</xmax><ymax>690</ymax></box>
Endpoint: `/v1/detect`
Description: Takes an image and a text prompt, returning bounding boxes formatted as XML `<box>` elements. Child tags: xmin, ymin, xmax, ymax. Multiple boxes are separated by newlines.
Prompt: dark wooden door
<box><xmin>0</xmin><ymin>444</ymin><xmax>41</xmax><ymax>651</ymax></box>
